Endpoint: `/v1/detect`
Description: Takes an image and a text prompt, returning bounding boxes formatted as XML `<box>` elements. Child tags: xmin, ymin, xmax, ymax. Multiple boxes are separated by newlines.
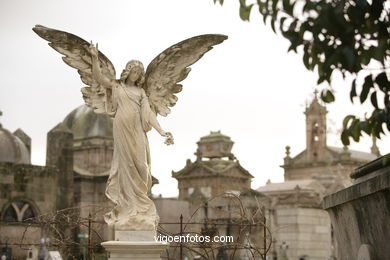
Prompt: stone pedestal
<box><xmin>323</xmin><ymin>156</ymin><xmax>390</xmax><ymax>260</ymax></box>
<box><xmin>101</xmin><ymin>241</ymin><xmax>169</xmax><ymax>260</ymax></box>
<box><xmin>102</xmin><ymin>231</ymin><xmax>169</xmax><ymax>260</ymax></box>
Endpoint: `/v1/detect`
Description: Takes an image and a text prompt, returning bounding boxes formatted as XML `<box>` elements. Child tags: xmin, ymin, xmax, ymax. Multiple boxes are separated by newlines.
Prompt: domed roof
<box><xmin>63</xmin><ymin>105</ymin><xmax>113</xmax><ymax>139</ymax></box>
<box><xmin>197</xmin><ymin>131</ymin><xmax>234</xmax><ymax>159</ymax></box>
<box><xmin>197</xmin><ymin>130</ymin><xmax>233</xmax><ymax>144</ymax></box>
<box><xmin>0</xmin><ymin>125</ymin><xmax>30</xmax><ymax>164</ymax></box>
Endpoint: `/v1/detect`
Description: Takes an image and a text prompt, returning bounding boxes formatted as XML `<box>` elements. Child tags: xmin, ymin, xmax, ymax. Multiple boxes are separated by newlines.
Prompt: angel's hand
<box><xmin>89</xmin><ymin>42</ymin><xmax>99</xmax><ymax>58</ymax></box>
<box><xmin>163</xmin><ymin>132</ymin><xmax>174</xmax><ymax>145</ymax></box>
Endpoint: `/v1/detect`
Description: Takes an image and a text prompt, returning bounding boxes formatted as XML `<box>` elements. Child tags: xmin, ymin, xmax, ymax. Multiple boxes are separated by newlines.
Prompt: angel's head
<box><xmin>120</xmin><ymin>60</ymin><xmax>145</xmax><ymax>87</ymax></box>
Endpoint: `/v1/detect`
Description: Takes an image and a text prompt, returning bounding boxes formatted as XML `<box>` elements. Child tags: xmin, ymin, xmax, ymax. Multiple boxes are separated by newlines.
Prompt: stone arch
<box><xmin>1</xmin><ymin>198</ymin><xmax>40</xmax><ymax>222</ymax></box>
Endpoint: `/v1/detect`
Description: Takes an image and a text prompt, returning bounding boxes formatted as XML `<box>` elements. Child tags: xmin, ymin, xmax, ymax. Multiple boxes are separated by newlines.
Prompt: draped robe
<box><xmin>104</xmin><ymin>83</ymin><xmax>159</xmax><ymax>231</ymax></box>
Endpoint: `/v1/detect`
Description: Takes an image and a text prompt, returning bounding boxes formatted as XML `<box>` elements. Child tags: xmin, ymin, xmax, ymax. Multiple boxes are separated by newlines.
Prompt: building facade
<box><xmin>171</xmin><ymin>131</ymin><xmax>267</xmax><ymax>259</ymax></box>
<box><xmin>0</xmin><ymin>119</ymin><xmax>72</xmax><ymax>259</ymax></box>
<box><xmin>257</xmin><ymin>95</ymin><xmax>378</xmax><ymax>260</ymax></box>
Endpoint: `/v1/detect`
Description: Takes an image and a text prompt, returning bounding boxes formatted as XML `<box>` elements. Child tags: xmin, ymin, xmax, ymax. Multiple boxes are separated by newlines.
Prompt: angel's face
<box><xmin>127</xmin><ymin>67</ymin><xmax>143</xmax><ymax>85</ymax></box>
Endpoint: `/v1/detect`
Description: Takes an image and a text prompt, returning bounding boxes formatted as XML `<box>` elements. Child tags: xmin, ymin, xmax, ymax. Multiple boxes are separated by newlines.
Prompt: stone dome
<box><xmin>0</xmin><ymin>125</ymin><xmax>30</xmax><ymax>164</ymax></box>
<box><xmin>63</xmin><ymin>105</ymin><xmax>113</xmax><ymax>139</ymax></box>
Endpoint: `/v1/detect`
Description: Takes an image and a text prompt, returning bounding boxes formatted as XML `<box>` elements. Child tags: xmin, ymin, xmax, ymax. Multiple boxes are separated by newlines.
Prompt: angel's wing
<box><xmin>33</xmin><ymin>25</ymin><xmax>116</xmax><ymax>115</ymax></box>
<box><xmin>144</xmin><ymin>34</ymin><xmax>227</xmax><ymax>116</ymax></box>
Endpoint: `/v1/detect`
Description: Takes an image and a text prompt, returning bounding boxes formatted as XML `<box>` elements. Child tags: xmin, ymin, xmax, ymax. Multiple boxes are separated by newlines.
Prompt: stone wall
<box><xmin>323</xmin><ymin>157</ymin><xmax>390</xmax><ymax>260</ymax></box>
<box><xmin>0</xmin><ymin>163</ymin><xmax>58</xmax><ymax>260</ymax></box>
<box><xmin>274</xmin><ymin>207</ymin><xmax>332</xmax><ymax>260</ymax></box>
<box><xmin>284</xmin><ymin>163</ymin><xmax>357</xmax><ymax>184</ymax></box>
<box><xmin>73</xmin><ymin>174</ymin><xmax>110</xmax><ymax>247</ymax></box>
<box><xmin>73</xmin><ymin>137</ymin><xmax>113</xmax><ymax>175</ymax></box>
<box><xmin>0</xmin><ymin>163</ymin><xmax>58</xmax><ymax>216</ymax></box>
<box><xmin>177</xmin><ymin>173</ymin><xmax>250</xmax><ymax>200</ymax></box>
<box><xmin>0</xmin><ymin>224</ymin><xmax>41</xmax><ymax>258</ymax></box>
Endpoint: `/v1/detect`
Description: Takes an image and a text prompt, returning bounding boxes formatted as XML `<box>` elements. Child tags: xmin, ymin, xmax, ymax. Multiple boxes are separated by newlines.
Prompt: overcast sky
<box><xmin>1</xmin><ymin>0</ymin><xmax>388</xmax><ymax>197</ymax></box>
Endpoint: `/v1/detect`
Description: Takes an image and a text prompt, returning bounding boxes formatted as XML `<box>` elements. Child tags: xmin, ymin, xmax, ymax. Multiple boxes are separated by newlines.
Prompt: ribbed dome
<box><xmin>63</xmin><ymin>105</ymin><xmax>113</xmax><ymax>139</ymax></box>
<box><xmin>0</xmin><ymin>125</ymin><xmax>30</xmax><ymax>164</ymax></box>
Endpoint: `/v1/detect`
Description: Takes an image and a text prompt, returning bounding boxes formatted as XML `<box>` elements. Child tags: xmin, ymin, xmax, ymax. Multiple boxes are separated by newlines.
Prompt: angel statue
<box><xmin>33</xmin><ymin>25</ymin><xmax>227</xmax><ymax>231</ymax></box>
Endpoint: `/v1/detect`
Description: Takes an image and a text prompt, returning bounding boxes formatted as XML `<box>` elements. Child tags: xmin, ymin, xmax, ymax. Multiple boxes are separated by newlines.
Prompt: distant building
<box><xmin>283</xmin><ymin>95</ymin><xmax>377</xmax><ymax>188</ymax></box>
<box><xmin>0</xmin><ymin>115</ymin><xmax>72</xmax><ymax>259</ymax></box>
<box><xmin>173</xmin><ymin>131</ymin><xmax>253</xmax><ymax>201</ymax></box>
<box><xmin>0</xmin><ymin>96</ymin><xmax>379</xmax><ymax>260</ymax></box>
<box><xmin>257</xmin><ymin>94</ymin><xmax>378</xmax><ymax>260</ymax></box>
<box><xmin>0</xmin><ymin>105</ymin><xmax>155</xmax><ymax>259</ymax></box>
<box><xmin>169</xmin><ymin>131</ymin><xmax>265</xmax><ymax>259</ymax></box>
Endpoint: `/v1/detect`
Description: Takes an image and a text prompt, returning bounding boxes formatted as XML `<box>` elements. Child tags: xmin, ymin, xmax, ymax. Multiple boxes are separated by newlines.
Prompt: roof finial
<box><xmin>285</xmin><ymin>145</ymin><xmax>291</xmax><ymax>157</ymax></box>
<box><xmin>284</xmin><ymin>145</ymin><xmax>292</xmax><ymax>165</ymax></box>
<box><xmin>314</xmin><ymin>89</ymin><xmax>319</xmax><ymax>100</ymax></box>
<box><xmin>371</xmin><ymin>135</ymin><xmax>381</xmax><ymax>157</ymax></box>
<box><xmin>194</xmin><ymin>148</ymin><xmax>202</xmax><ymax>161</ymax></box>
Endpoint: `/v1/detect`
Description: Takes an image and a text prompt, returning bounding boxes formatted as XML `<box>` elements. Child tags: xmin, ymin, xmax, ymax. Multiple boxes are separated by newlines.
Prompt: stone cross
<box><xmin>314</xmin><ymin>89</ymin><xmax>319</xmax><ymax>99</ymax></box>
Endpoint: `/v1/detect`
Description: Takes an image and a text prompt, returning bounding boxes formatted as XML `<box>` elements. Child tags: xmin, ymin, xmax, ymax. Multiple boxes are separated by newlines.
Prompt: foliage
<box><xmin>217</xmin><ymin>0</ymin><xmax>390</xmax><ymax>145</ymax></box>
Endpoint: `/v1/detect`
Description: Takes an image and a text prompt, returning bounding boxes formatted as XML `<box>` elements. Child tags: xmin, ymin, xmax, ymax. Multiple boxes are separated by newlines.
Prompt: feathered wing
<box><xmin>144</xmin><ymin>34</ymin><xmax>228</xmax><ymax>116</ymax></box>
<box><xmin>33</xmin><ymin>25</ymin><xmax>117</xmax><ymax>116</ymax></box>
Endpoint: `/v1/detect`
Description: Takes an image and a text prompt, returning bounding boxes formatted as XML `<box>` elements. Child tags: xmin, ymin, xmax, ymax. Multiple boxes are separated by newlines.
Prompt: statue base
<box><xmin>102</xmin><ymin>231</ymin><xmax>169</xmax><ymax>260</ymax></box>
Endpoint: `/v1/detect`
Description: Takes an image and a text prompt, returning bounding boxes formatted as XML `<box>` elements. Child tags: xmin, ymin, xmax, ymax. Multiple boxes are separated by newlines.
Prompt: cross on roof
<box><xmin>314</xmin><ymin>89</ymin><xmax>319</xmax><ymax>99</ymax></box>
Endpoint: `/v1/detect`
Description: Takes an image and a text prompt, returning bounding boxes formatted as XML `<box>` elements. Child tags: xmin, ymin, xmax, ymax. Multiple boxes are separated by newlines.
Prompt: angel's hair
<box><xmin>120</xmin><ymin>60</ymin><xmax>145</xmax><ymax>86</ymax></box>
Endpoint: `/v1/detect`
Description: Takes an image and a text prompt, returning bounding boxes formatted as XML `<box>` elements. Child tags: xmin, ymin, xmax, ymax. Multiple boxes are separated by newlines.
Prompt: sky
<box><xmin>0</xmin><ymin>0</ymin><xmax>388</xmax><ymax>197</ymax></box>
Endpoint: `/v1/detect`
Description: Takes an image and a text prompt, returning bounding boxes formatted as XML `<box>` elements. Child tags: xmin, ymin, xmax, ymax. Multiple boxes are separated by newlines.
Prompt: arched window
<box><xmin>2</xmin><ymin>200</ymin><xmax>37</xmax><ymax>222</ymax></box>
<box><xmin>313</xmin><ymin>122</ymin><xmax>319</xmax><ymax>141</ymax></box>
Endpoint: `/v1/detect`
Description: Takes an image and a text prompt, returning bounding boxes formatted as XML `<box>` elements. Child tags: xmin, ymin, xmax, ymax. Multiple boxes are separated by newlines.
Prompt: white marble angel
<box><xmin>33</xmin><ymin>25</ymin><xmax>227</xmax><ymax>231</ymax></box>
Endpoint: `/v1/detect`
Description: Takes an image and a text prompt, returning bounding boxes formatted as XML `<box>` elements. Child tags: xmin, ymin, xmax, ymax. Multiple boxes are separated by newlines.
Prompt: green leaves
<box><xmin>342</xmin><ymin>72</ymin><xmax>390</xmax><ymax>143</ymax></box>
<box><xmin>370</xmin><ymin>91</ymin><xmax>378</xmax><ymax>109</ymax></box>
<box><xmin>341</xmin><ymin>116</ymin><xmax>363</xmax><ymax>145</ymax></box>
<box><xmin>375</xmin><ymin>73</ymin><xmax>389</xmax><ymax>92</ymax></box>
<box><xmin>282</xmin><ymin>0</ymin><xmax>295</xmax><ymax>15</ymax></box>
<box><xmin>341</xmin><ymin>105</ymin><xmax>390</xmax><ymax>145</ymax></box>
<box><xmin>239</xmin><ymin>0</ymin><xmax>254</xmax><ymax>21</ymax></box>
<box><xmin>351</xmin><ymin>119</ymin><xmax>362</xmax><ymax>141</ymax></box>
<box><xmin>321</xmin><ymin>89</ymin><xmax>335</xmax><ymax>103</ymax></box>
<box><xmin>350</xmin><ymin>79</ymin><xmax>357</xmax><ymax>102</ymax></box>
<box><xmin>341</xmin><ymin>115</ymin><xmax>363</xmax><ymax>144</ymax></box>
<box><xmin>341</xmin><ymin>46</ymin><xmax>356</xmax><ymax>72</ymax></box>
<box><xmin>360</xmin><ymin>75</ymin><xmax>373</xmax><ymax>104</ymax></box>
<box><xmin>341</xmin><ymin>129</ymin><xmax>350</xmax><ymax>145</ymax></box>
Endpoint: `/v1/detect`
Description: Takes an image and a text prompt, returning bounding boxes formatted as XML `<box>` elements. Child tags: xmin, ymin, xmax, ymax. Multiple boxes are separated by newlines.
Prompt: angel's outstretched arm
<box><xmin>90</xmin><ymin>44</ymin><xmax>117</xmax><ymax>88</ymax></box>
<box><xmin>141</xmin><ymin>90</ymin><xmax>165</xmax><ymax>135</ymax></box>
<box><xmin>141</xmin><ymin>89</ymin><xmax>174</xmax><ymax>144</ymax></box>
